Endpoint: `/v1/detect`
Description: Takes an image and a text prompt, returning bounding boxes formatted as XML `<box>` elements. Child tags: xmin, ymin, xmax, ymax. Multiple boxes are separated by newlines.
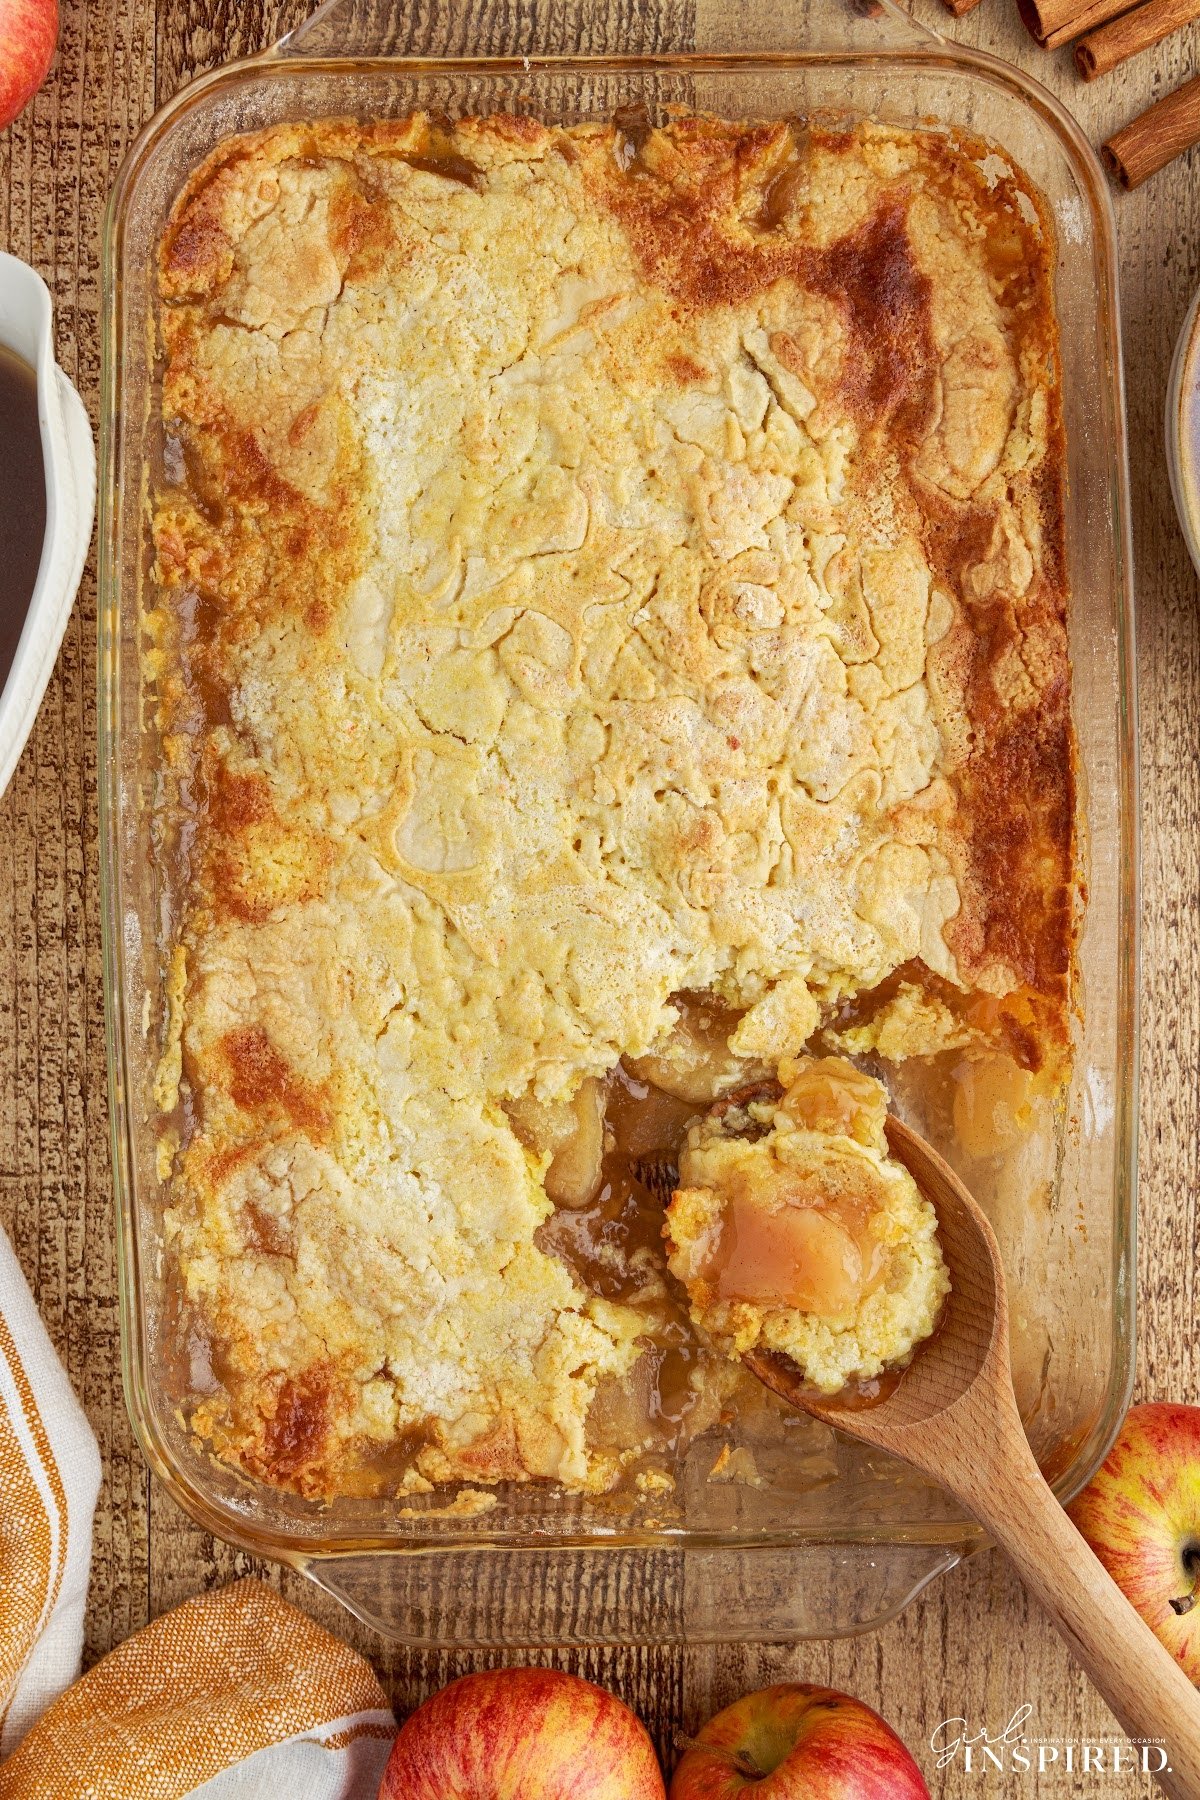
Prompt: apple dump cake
<box><xmin>146</xmin><ymin>110</ymin><xmax>1075</xmax><ymax>1501</ymax></box>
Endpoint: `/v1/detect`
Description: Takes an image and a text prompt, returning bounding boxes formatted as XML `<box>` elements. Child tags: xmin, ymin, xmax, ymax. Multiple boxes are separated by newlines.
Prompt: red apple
<box><xmin>669</xmin><ymin>1684</ymin><xmax>929</xmax><ymax>1798</ymax></box>
<box><xmin>1068</xmin><ymin>1401</ymin><xmax>1200</xmax><ymax>1681</ymax></box>
<box><xmin>0</xmin><ymin>0</ymin><xmax>57</xmax><ymax>131</ymax></box>
<box><xmin>379</xmin><ymin>1666</ymin><xmax>667</xmax><ymax>1799</ymax></box>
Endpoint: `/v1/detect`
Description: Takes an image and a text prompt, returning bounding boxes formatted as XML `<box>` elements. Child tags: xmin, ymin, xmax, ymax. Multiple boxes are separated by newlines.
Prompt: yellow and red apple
<box><xmin>0</xmin><ymin>0</ymin><xmax>57</xmax><ymax>130</ymax></box>
<box><xmin>669</xmin><ymin>1684</ymin><xmax>929</xmax><ymax>1798</ymax></box>
<box><xmin>1068</xmin><ymin>1401</ymin><xmax>1200</xmax><ymax>1681</ymax></box>
<box><xmin>379</xmin><ymin>1666</ymin><xmax>667</xmax><ymax>1799</ymax></box>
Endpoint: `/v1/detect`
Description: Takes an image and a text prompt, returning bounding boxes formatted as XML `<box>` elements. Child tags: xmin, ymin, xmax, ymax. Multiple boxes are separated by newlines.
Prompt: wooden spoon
<box><xmin>745</xmin><ymin>1115</ymin><xmax>1200</xmax><ymax>1798</ymax></box>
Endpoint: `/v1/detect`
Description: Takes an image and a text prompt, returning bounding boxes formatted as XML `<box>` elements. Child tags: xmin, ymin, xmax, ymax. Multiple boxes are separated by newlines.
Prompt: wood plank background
<box><xmin>1</xmin><ymin>0</ymin><xmax>1196</xmax><ymax>1789</ymax></box>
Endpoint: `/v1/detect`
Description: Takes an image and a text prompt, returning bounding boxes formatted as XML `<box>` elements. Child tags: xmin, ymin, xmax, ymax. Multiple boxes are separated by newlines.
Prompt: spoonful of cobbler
<box><xmin>669</xmin><ymin>1076</ymin><xmax>1200</xmax><ymax>1797</ymax></box>
<box><xmin>664</xmin><ymin>1057</ymin><xmax>949</xmax><ymax>1393</ymax></box>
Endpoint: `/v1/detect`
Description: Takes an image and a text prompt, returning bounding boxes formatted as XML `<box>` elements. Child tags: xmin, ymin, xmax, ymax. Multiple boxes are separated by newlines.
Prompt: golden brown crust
<box><xmin>148</xmin><ymin>111</ymin><xmax>1075</xmax><ymax>1500</ymax></box>
<box><xmin>595</xmin><ymin>116</ymin><xmax>1074</xmax><ymax>1040</ymax></box>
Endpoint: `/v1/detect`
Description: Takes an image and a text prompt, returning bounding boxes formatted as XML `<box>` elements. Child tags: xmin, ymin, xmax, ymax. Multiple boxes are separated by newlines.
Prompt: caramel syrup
<box><xmin>0</xmin><ymin>345</ymin><xmax>47</xmax><ymax>699</ymax></box>
<box><xmin>536</xmin><ymin>1060</ymin><xmax>710</xmax><ymax>1457</ymax></box>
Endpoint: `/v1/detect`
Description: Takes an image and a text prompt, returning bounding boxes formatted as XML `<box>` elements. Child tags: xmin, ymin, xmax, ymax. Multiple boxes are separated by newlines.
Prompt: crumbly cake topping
<box><xmin>665</xmin><ymin>1058</ymin><xmax>950</xmax><ymax>1391</ymax></box>
<box><xmin>148</xmin><ymin>111</ymin><xmax>1073</xmax><ymax>1499</ymax></box>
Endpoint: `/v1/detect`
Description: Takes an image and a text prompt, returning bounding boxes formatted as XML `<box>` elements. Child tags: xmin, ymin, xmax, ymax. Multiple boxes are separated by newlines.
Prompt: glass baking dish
<box><xmin>98</xmin><ymin>0</ymin><xmax>1138</xmax><ymax>1646</ymax></box>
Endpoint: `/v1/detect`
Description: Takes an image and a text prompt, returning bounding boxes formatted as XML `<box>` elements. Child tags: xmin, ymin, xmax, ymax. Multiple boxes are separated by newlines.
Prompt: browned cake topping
<box><xmin>146</xmin><ymin>111</ymin><xmax>1075</xmax><ymax>1500</ymax></box>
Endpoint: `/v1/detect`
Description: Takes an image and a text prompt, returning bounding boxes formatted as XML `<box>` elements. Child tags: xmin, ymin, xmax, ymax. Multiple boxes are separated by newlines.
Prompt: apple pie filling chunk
<box><xmin>665</xmin><ymin>1058</ymin><xmax>950</xmax><ymax>1393</ymax></box>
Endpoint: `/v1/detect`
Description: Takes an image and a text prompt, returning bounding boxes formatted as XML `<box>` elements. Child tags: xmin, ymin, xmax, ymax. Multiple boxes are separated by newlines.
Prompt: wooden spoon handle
<box><xmin>952</xmin><ymin>1437</ymin><xmax>1200</xmax><ymax>1797</ymax></box>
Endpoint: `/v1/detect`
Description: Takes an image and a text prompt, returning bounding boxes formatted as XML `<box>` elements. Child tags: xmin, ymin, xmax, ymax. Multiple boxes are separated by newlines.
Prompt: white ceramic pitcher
<box><xmin>0</xmin><ymin>251</ymin><xmax>94</xmax><ymax>800</ymax></box>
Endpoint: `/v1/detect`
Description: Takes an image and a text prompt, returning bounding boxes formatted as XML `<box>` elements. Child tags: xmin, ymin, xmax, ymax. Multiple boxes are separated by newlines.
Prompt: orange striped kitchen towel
<box><xmin>0</xmin><ymin>1579</ymin><xmax>397</xmax><ymax>1799</ymax></box>
<box><xmin>0</xmin><ymin>1223</ymin><xmax>100</xmax><ymax>1757</ymax></box>
<box><xmin>0</xmin><ymin>1227</ymin><xmax>395</xmax><ymax>1798</ymax></box>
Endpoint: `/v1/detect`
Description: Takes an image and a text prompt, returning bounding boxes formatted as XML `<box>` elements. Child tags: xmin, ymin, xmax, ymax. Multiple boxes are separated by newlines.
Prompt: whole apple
<box><xmin>0</xmin><ymin>0</ymin><xmax>57</xmax><ymax>131</ymax></box>
<box><xmin>669</xmin><ymin>1684</ymin><xmax>929</xmax><ymax>1798</ymax></box>
<box><xmin>1068</xmin><ymin>1401</ymin><xmax>1200</xmax><ymax>1682</ymax></box>
<box><xmin>379</xmin><ymin>1666</ymin><xmax>667</xmax><ymax>1799</ymax></box>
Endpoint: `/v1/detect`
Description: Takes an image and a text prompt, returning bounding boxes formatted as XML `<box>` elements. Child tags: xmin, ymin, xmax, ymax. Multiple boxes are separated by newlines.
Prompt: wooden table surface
<box><xmin>1</xmin><ymin>0</ymin><xmax>1196</xmax><ymax>1790</ymax></box>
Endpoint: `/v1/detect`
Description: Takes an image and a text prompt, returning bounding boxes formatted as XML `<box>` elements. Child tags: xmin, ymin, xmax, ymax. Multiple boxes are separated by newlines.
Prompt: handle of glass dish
<box><xmin>276</xmin><ymin>0</ymin><xmax>940</xmax><ymax>58</ymax></box>
<box><xmin>299</xmin><ymin>1541</ymin><xmax>964</xmax><ymax>1647</ymax></box>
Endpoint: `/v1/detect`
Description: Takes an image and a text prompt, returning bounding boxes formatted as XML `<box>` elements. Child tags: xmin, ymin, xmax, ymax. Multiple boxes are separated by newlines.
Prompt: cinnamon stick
<box><xmin>1103</xmin><ymin>72</ymin><xmax>1200</xmax><ymax>187</ymax></box>
<box><xmin>941</xmin><ymin>0</ymin><xmax>984</xmax><ymax>15</ymax></box>
<box><xmin>1076</xmin><ymin>0</ymin><xmax>1200</xmax><ymax>77</ymax></box>
<box><xmin>1018</xmin><ymin>0</ymin><xmax>1138</xmax><ymax>47</ymax></box>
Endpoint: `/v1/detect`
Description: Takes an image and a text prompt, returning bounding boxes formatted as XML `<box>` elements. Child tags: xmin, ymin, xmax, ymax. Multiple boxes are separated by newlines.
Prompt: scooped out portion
<box><xmin>664</xmin><ymin>1057</ymin><xmax>950</xmax><ymax>1395</ymax></box>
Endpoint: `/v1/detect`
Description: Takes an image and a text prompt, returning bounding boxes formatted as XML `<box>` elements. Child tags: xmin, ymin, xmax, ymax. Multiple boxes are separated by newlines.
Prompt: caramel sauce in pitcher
<box><xmin>0</xmin><ymin>345</ymin><xmax>47</xmax><ymax>697</ymax></box>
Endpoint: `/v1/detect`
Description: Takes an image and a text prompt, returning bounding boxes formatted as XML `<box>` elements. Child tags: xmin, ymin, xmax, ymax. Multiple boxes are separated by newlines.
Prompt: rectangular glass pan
<box><xmin>99</xmin><ymin>0</ymin><xmax>1138</xmax><ymax>1645</ymax></box>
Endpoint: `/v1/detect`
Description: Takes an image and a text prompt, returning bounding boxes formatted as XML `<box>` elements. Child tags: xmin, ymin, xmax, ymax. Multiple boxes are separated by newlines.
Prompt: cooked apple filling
<box><xmin>665</xmin><ymin>1058</ymin><xmax>949</xmax><ymax>1391</ymax></box>
<box><xmin>148</xmin><ymin>110</ymin><xmax>1075</xmax><ymax>1500</ymax></box>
